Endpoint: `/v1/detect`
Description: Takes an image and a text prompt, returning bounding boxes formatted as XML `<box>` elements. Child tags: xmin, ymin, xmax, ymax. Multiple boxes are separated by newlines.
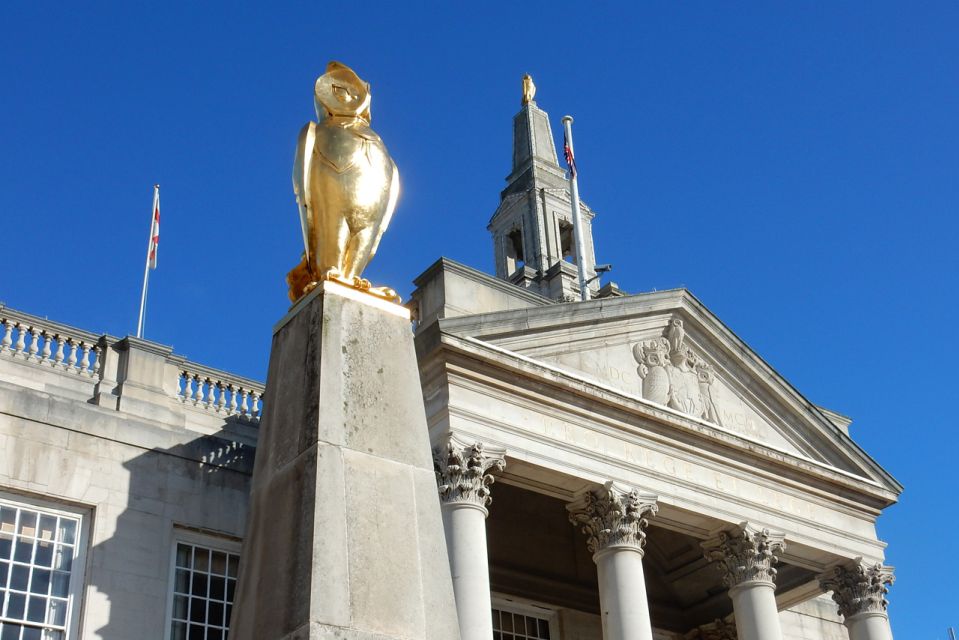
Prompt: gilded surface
<box><xmin>522</xmin><ymin>73</ymin><xmax>536</xmax><ymax>104</ymax></box>
<box><xmin>287</xmin><ymin>61</ymin><xmax>401</xmax><ymax>303</ymax></box>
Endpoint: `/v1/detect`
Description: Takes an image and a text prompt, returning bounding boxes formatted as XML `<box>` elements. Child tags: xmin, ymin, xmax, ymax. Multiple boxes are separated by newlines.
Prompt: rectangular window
<box><xmin>0</xmin><ymin>498</ymin><xmax>85</xmax><ymax>640</ymax></box>
<box><xmin>492</xmin><ymin>597</ymin><xmax>557</xmax><ymax>640</ymax></box>
<box><xmin>167</xmin><ymin>536</ymin><xmax>240</xmax><ymax>640</ymax></box>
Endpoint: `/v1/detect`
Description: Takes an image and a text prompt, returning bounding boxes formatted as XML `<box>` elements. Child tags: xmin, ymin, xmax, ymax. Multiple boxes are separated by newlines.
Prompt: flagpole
<box><xmin>562</xmin><ymin>116</ymin><xmax>590</xmax><ymax>301</ymax></box>
<box><xmin>136</xmin><ymin>184</ymin><xmax>159</xmax><ymax>339</ymax></box>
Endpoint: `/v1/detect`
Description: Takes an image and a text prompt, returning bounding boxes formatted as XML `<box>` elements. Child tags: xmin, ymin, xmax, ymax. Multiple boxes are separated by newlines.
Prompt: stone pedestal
<box><xmin>229</xmin><ymin>281</ymin><xmax>461</xmax><ymax>640</ymax></box>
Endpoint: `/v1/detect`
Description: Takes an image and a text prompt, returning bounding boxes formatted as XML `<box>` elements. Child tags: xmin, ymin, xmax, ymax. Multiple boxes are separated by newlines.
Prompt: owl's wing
<box><xmin>292</xmin><ymin>122</ymin><xmax>317</xmax><ymax>263</ymax></box>
<box><xmin>365</xmin><ymin>163</ymin><xmax>400</xmax><ymax>263</ymax></box>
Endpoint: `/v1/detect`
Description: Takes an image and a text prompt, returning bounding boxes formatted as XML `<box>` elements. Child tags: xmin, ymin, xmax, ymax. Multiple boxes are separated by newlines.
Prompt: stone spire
<box><xmin>488</xmin><ymin>75</ymin><xmax>601</xmax><ymax>301</ymax></box>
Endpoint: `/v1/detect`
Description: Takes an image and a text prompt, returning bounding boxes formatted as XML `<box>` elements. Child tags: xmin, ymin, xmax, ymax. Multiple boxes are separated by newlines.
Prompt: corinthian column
<box><xmin>567</xmin><ymin>482</ymin><xmax>659</xmax><ymax>640</ymax></box>
<box><xmin>702</xmin><ymin>524</ymin><xmax>785</xmax><ymax>640</ymax></box>
<box><xmin>433</xmin><ymin>438</ymin><xmax>506</xmax><ymax>640</ymax></box>
<box><xmin>820</xmin><ymin>561</ymin><xmax>895</xmax><ymax>640</ymax></box>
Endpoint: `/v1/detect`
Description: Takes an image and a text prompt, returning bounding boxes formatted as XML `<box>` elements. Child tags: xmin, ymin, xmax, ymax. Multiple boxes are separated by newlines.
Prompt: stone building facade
<box><xmin>0</xmin><ymin>93</ymin><xmax>899</xmax><ymax>639</ymax></box>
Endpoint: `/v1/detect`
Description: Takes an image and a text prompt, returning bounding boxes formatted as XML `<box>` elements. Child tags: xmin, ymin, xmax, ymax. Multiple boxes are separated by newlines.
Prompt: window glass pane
<box><xmin>10</xmin><ymin>564</ymin><xmax>29</xmax><ymax>591</ymax></box>
<box><xmin>36</xmin><ymin>517</ymin><xmax>56</xmax><ymax>542</ymax></box>
<box><xmin>175</xmin><ymin>569</ymin><xmax>190</xmax><ymax>594</ymax></box>
<box><xmin>0</xmin><ymin>535</ymin><xmax>12</xmax><ymax>560</ymax></box>
<box><xmin>30</xmin><ymin>569</ymin><xmax>51</xmax><ymax>595</ymax></box>
<box><xmin>50</xmin><ymin>572</ymin><xmax>69</xmax><ymax>598</ymax></box>
<box><xmin>15</xmin><ymin>540</ymin><xmax>34</xmax><ymax>563</ymax></box>
<box><xmin>34</xmin><ymin>542</ymin><xmax>53</xmax><ymax>569</ymax></box>
<box><xmin>57</xmin><ymin>521</ymin><xmax>75</xmax><ymax>546</ymax></box>
<box><xmin>18</xmin><ymin>513</ymin><xmax>37</xmax><ymax>538</ymax></box>
<box><xmin>0</xmin><ymin>510</ymin><xmax>15</xmax><ymax>533</ymax></box>
<box><xmin>176</xmin><ymin>545</ymin><xmax>191</xmax><ymax>569</ymax></box>
<box><xmin>52</xmin><ymin>547</ymin><xmax>71</xmax><ymax>572</ymax></box>
<box><xmin>210</xmin><ymin>551</ymin><xmax>226</xmax><ymax>576</ymax></box>
<box><xmin>22</xmin><ymin>626</ymin><xmax>42</xmax><ymax>640</ymax></box>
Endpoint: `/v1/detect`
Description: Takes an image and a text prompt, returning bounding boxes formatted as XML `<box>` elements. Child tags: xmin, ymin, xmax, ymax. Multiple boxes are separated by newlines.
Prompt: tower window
<box><xmin>505</xmin><ymin>228</ymin><xmax>525</xmax><ymax>274</ymax></box>
<box><xmin>558</xmin><ymin>220</ymin><xmax>575</xmax><ymax>263</ymax></box>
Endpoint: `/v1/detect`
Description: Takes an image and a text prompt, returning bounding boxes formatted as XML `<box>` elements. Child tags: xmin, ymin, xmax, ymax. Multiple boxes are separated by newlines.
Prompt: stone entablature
<box><xmin>820</xmin><ymin>561</ymin><xmax>895</xmax><ymax>619</ymax></box>
<box><xmin>702</xmin><ymin>524</ymin><xmax>786</xmax><ymax>589</ymax></box>
<box><xmin>433</xmin><ymin>438</ymin><xmax>506</xmax><ymax>510</ymax></box>
<box><xmin>567</xmin><ymin>482</ymin><xmax>658</xmax><ymax>555</ymax></box>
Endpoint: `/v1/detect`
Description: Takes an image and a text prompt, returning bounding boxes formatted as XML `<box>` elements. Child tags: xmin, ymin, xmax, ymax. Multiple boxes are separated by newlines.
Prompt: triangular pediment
<box><xmin>436</xmin><ymin>289</ymin><xmax>899</xmax><ymax>492</ymax></box>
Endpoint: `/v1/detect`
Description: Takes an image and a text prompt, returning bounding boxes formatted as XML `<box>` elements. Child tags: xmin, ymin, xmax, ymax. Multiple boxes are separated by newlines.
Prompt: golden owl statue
<box><xmin>286</xmin><ymin>61</ymin><xmax>400</xmax><ymax>303</ymax></box>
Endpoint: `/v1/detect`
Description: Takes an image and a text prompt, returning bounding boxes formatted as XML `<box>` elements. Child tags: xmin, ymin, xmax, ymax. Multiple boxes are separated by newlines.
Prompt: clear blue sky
<box><xmin>1</xmin><ymin>3</ymin><xmax>955</xmax><ymax>635</ymax></box>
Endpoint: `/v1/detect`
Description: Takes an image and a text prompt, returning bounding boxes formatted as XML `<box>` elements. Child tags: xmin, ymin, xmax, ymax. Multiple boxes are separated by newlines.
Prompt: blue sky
<box><xmin>1</xmin><ymin>2</ymin><xmax>956</xmax><ymax>635</ymax></box>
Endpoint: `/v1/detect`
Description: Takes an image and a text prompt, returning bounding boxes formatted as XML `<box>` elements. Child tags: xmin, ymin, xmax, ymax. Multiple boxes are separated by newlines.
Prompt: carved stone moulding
<box><xmin>567</xmin><ymin>481</ymin><xmax>659</xmax><ymax>556</ymax></box>
<box><xmin>702</xmin><ymin>523</ymin><xmax>786</xmax><ymax>590</ymax></box>
<box><xmin>684</xmin><ymin>618</ymin><xmax>738</xmax><ymax>640</ymax></box>
<box><xmin>432</xmin><ymin>436</ymin><xmax>506</xmax><ymax>512</ymax></box>
<box><xmin>820</xmin><ymin>559</ymin><xmax>895</xmax><ymax>619</ymax></box>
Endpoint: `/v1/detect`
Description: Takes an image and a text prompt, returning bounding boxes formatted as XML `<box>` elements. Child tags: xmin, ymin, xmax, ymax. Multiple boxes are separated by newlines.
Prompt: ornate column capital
<box><xmin>567</xmin><ymin>481</ymin><xmax>659</xmax><ymax>556</ymax></box>
<box><xmin>819</xmin><ymin>560</ymin><xmax>894</xmax><ymax>620</ymax></box>
<box><xmin>432</xmin><ymin>437</ymin><xmax>506</xmax><ymax>511</ymax></box>
<box><xmin>684</xmin><ymin>618</ymin><xmax>738</xmax><ymax>640</ymax></box>
<box><xmin>702</xmin><ymin>523</ymin><xmax>786</xmax><ymax>590</ymax></box>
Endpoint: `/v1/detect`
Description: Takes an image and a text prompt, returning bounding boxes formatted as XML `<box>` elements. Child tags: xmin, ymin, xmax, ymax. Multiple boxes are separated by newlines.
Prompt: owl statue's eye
<box><xmin>332</xmin><ymin>84</ymin><xmax>353</xmax><ymax>102</ymax></box>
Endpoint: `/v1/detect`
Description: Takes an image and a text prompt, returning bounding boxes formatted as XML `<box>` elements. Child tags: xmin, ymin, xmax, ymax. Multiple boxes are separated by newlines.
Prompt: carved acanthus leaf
<box><xmin>702</xmin><ymin>524</ymin><xmax>785</xmax><ymax>589</ymax></box>
<box><xmin>433</xmin><ymin>439</ymin><xmax>506</xmax><ymax>508</ymax></box>
<box><xmin>820</xmin><ymin>561</ymin><xmax>894</xmax><ymax>619</ymax></box>
<box><xmin>567</xmin><ymin>482</ymin><xmax>658</xmax><ymax>554</ymax></box>
<box><xmin>684</xmin><ymin>618</ymin><xmax>738</xmax><ymax>640</ymax></box>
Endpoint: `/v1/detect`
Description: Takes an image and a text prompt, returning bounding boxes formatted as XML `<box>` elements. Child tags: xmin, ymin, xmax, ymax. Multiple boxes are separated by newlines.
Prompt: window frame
<box><xmin>0</xmin><ymin>492</ymin><xmax>90</xmax><ymax>640</ymax></box>
<box><xmin>163</xmin><ymin>528</ymin><xmax>242</xmax><ymax>640</ymax></box>
<box><xmin>491</xmin><ymin>593</ymin><xmax>559</xmax><ymax>640</ymax></box>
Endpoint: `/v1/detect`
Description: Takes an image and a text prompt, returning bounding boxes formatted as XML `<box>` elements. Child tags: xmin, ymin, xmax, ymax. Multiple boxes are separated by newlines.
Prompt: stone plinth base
<box><xmin>229</xmin><ymin>282</ymin><xmax>460</xmax><ymax>640</ymax></box>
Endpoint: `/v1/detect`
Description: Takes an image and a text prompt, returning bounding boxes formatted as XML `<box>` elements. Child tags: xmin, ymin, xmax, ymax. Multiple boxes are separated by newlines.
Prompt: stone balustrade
<box><xmin>0</xmin><ymin>303</ymin><xmax>264</xmax><ymax>427</ymax></box>
<box><xmin>0</xmin><ymin>311</ymin><xmax>101</xmax><ymax>376</ymax></box>
<box><xmin>177</xmin><ymin>365</ymin><xmax>262</xmax><ymax>423</ymax></box>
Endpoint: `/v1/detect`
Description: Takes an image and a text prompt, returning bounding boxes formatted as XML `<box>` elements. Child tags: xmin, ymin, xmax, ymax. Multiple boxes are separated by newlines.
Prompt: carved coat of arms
<box><xmin>632</xmin><ymin>319</ymin><xmax>721</xmax><ymax>425</ymax></box>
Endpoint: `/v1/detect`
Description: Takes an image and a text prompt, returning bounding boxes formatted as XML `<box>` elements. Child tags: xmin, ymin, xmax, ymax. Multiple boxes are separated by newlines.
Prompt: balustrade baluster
<box><xmin>216</xmin><ymin>382</ymin><xmax>226</xmax><ymax>413</ymax></box>
<box><xmin>54</xmin><ymin>336</ymin><xmax>65</xmax><ymax>366</ymax></box>
<box><xmin>180</xmin><ymin>372</ymin><xmax>192</xmax><ymax>402</ymax></box>
<box><xmin>14</xmin><ymin>324</ymin><xmax>27</xmax><ymax>356</ymax></box>
<box><xmin>0</xmin><ymin>320</ymin><xmax>12</xmax><ymax>352</ymax></box>
<box><xmin>194</xmin><ymin>375</ymin><xmax>205</xmax><ymax>406</ymax></box>
<box><xmin>66</xmin><ymin>338</ymin><xmax>78</xmax><ymax>371</ymax></box>
<box><xmin>92</xmin><ymin>345</ymin><xmax>101</xmax><ymax>377</ymax></box>
<box><xmin>27</xmin><ymin>327</ymin><xmax>40</xmax><ymax>360</ymax></box>
<box><xmin>251</xmin><ymin>390</ymin><xmax>261</xmax><ymax>421</ymax></box>
<box><xmin>239</xmin><ymin>388</ymin><xmax>250</xmax><ymax>418</ymax></box>
<box><xmin>40</xmin><ymin>330</ymin><xmax>52</xmax><ymax>364</ymax></box>
<box><xmin>205</xmin><ymin>379</ymin><xmax>216</xmax><ymax>410</ymax></box>
<box><xmin>228</xmin><ymin>384</ymin><xmax>238</xmax><ymax>415</ymax></box>
<box><xmin>79</xmin><ymin>342</ymin><xmax>91</xmax><ymax>373</ymax></box>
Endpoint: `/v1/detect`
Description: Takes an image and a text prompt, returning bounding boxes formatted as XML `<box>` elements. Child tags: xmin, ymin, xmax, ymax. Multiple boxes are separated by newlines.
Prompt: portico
<box><xmin>414</xmin><ymin>259</ymin><xmax>900</xmax><ymax>640</ymax></box>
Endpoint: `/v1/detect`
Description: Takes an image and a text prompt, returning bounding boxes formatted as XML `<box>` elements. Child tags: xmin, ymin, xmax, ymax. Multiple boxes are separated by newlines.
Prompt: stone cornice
<box><xmin>820</xmin><ymin>560</ymin><xmax>894</xmax><ymax>619</ymax></box>
<box><xmin>567</xmin><ymin>481</ymin><xmax>658</xmax><ymax>555</ymax></box>
<box><xmin>433</xmin><ymin>437</ymin><xmax>506</xmax><ymax>511</ymax></box>
<box><xmin>702</xmin><ymin>523</ymin><xmax>786</xmax><ymax>589</ymax></box>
